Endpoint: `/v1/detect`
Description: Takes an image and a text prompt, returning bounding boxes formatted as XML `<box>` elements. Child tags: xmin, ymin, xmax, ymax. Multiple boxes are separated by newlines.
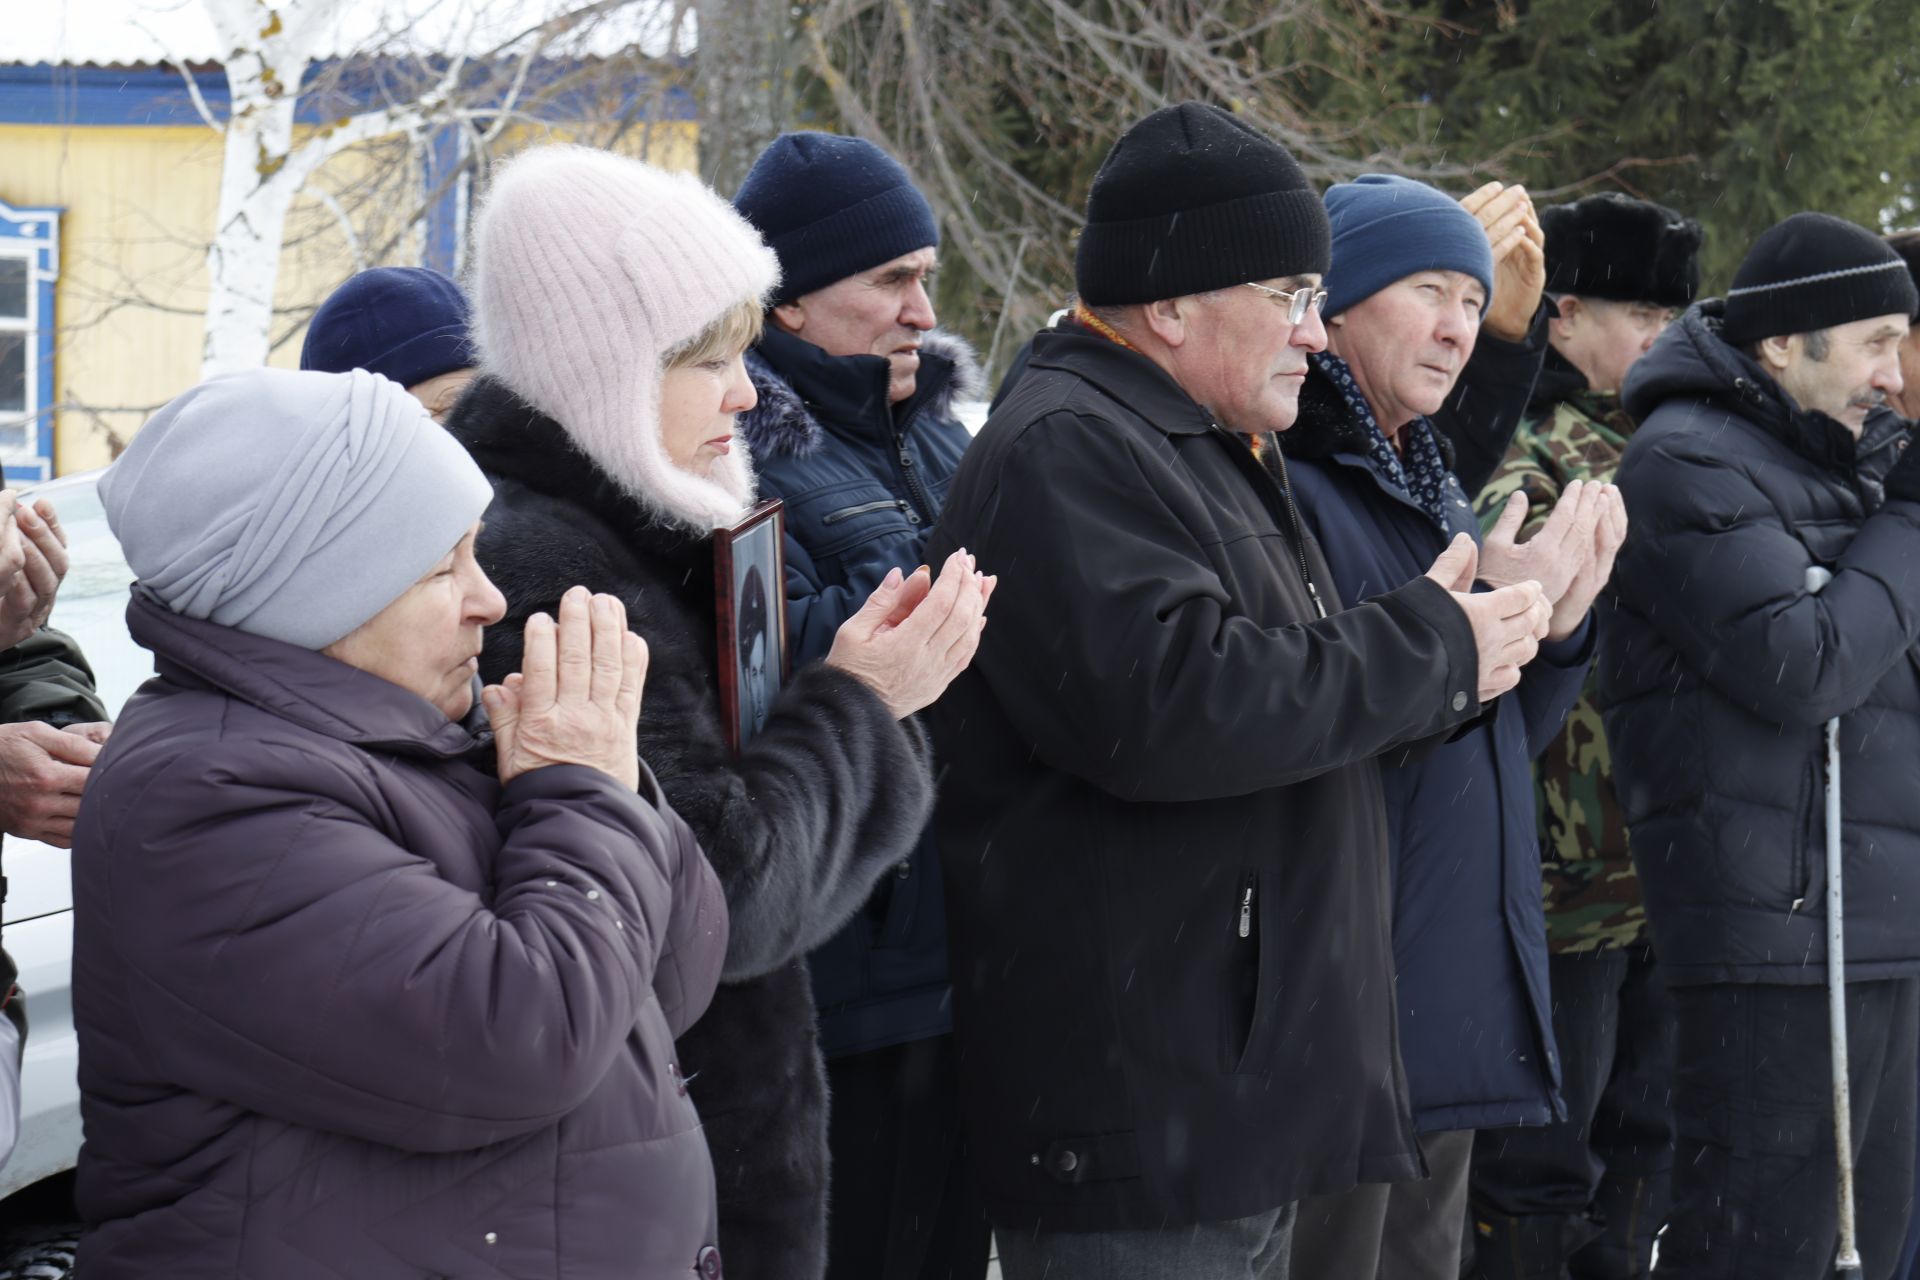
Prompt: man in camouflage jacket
<box><xmin>1467</xmin><ymin>194</ymin><xmax>1702</xmax><ymax>1280</ymax></box>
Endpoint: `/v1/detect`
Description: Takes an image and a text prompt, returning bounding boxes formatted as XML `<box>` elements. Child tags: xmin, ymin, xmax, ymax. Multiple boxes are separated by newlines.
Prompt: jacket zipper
<box><xmin>1238</xmin><ymin>872</ymin><xmax>1257</xmax><ymax>939</ymax></box>
<box><xmin>894</xmin><ymin>432</ymin><xmax>933</xmax><ymax>525</ymax></box>
<box><xmin>891</xmin><ymin>397</ymin><xmax>936</xmax><ymax>525</ymax></box>
<box><xmin>822</xmin><ymin>498</ymin><xmax>911</xmax><ymax>525</ymax></box>
<box><xmin>1253</xmin><ymin>434</ymin><xmax>1329</xmax><ymax>619</ymax></box>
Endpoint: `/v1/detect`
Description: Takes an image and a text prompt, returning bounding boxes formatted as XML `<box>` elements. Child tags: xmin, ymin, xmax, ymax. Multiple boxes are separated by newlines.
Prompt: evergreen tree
<box><xmin>1333</xmin><ymin>0</ymin><xmax>1920</xmax><ymax>287</ymax></box>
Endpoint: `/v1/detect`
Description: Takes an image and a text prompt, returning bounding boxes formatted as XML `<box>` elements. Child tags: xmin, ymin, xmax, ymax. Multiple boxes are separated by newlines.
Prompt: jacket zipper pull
<box><xmin>1307</xmin><ymin>580</ymin><xmax>1328</xmax><ymax>620</ymax></box>
<box><xmin>1239</xmin><ymin>886</ymin><xmax>1254</xmax><ymax>938</ymax></box>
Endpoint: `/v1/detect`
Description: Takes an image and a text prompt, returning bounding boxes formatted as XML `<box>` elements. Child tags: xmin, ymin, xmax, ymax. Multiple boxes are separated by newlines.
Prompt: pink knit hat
<box><xmin>470</xmin><ymin>146</ymin><xmax>780</xmax><ymax>530</ymax></box>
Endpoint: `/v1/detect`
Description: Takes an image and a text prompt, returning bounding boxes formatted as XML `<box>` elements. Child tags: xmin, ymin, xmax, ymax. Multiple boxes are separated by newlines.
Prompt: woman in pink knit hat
<box><xmin>445</xmin><ymin>145</ymin><xmax>991</xmax><ymax>1279</ymax></box>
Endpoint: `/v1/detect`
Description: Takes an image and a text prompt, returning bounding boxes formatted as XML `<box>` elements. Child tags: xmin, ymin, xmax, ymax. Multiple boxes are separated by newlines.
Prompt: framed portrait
<box><xmin>714</xmin><ymin>499</ymin><xmax>790</xmax><ymax>753</ymax></box>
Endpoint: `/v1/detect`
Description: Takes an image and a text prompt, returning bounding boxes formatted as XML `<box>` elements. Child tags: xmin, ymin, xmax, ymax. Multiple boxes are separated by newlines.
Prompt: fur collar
<box><xmin>739</xmin><ymin>328</ymin><xmax>984</xmax><ymax>461</ymax></box>
<box><xmin>1277</xmin><ymin>359</ymin><xmax>1458</xmax><ymax>471</ymax></box>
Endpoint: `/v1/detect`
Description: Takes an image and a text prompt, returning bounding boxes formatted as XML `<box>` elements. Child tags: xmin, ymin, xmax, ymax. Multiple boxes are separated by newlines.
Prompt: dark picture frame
<box><xmin>714</xmin><ymin>498</ymin><xmax>790</xmax><ymax>753</ymax></box>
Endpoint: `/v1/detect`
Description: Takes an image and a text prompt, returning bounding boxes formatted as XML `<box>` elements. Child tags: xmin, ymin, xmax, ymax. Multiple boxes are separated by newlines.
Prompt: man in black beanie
<box><xmin>1600</xmin><ymin>211</ymin><xmax>1920</xmax><ymax>1280</ymax></box>
<box><xmin>1466</xmin><ymin>193</ymin><xmax>1702</xmax><ymax>1280</ymax></box>
<box><xmin>924</xmin><ymin>101</ymin><xmax>1554</xmax><ymax>1278</ymax></box>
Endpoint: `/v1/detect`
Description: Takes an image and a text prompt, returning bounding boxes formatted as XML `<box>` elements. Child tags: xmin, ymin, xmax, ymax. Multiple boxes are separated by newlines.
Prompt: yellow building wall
<box><xmin>0</xmin><ymin>116</ymin><xmax>697</xmax><ymax>476</ymax></box>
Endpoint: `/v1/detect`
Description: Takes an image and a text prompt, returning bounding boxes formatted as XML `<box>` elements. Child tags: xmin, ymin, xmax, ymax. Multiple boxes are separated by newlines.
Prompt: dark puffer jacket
<box><xmin>1601</xmin><ymin>300</ymin><xmax>1920</xmax><ymax>985</ymax></box>
<box><xmin>740</xmin><ymin>325</ymin><xmax>978</xmax><ymax>1059</ymax></box>
<box><xmin>446</xmin><ymin>378</ymin><xmax>935</xmax><ymax>1279</ymax></box>
<box><xmin>1280</xmin><ymin>359</ymin><xmax>1589</xmax><ymax>1134</ymax></box>
<box><xmin>73</xmin><ymin>590</ymin><xmax>728</xmax><ymax>1279</ymax></box>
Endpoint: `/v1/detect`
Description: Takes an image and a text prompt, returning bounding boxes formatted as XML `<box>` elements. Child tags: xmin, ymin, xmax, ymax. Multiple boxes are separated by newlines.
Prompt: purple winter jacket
<box><xmin>71</xmin><ymin>589</ymin><xmax>730</xmax><ymax>1279</ymax></box>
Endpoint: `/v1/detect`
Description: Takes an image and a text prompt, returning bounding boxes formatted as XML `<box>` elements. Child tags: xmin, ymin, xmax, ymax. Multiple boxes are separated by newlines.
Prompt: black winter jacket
<box><xmin>927</xmin><ymin>325</ymin><xmax>1486</xmax><ymax>1232</ymax></box>
<box><xmin>741</xmin><ymin>325</ymin><xmax>978</xmax><ymax>1058</ymax></box>
<box><xmin>446</xmin><ymin>378</ymin><xmax>936</xmax><ymax>1279</ymax></box>
<box><xmin>1600</xmin><ymin>302</ymin><xmax>1920</xmax><ymax>985</ymax></box>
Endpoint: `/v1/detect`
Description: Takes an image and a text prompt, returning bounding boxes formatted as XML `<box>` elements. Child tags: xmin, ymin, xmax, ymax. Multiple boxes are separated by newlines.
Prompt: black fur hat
<box><xmin>1541</xmin><ymin>193</ymin><xmax>1703</xmax><ymax>307</ymax></box>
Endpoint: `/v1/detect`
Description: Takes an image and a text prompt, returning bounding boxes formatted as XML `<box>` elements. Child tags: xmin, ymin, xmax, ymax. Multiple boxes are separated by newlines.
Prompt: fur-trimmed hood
<box><xmin>739</xmin><ymin>327</ymin><xmax>984</xmax><ymax>460</ymax></box>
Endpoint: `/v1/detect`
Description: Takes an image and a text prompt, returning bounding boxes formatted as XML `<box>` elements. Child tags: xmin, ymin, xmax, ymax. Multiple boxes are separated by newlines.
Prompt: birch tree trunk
<box><xmin>694</xmin><ymin>0</ymin><xmax>791</xmax><ymax>195</ymax></box>
<box><xmin>201</xmin><ymin>0</ymin><xmax>313</xmax><ymax>377</ymax></box>
<box><xmin>198</xmin><ymin>0</ymin><xmax>463</xmax><ymax>377</ymax></box>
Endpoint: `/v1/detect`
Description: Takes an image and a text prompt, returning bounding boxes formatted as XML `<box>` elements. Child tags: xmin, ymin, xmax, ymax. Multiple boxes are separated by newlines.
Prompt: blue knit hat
<box><xmin>733</xmin><ymin>133</ymin><xmax>939</xmax><ymax>307</ymax></box>
<box><xmin>1323</xmin><ymin>175</ymin><xmax>1494</xmax><ymax>319</ymax></box>
<box><xmin>300</xmin><ymin>266</ymin><xmax>473</xmax><ymax>387</ymax></box>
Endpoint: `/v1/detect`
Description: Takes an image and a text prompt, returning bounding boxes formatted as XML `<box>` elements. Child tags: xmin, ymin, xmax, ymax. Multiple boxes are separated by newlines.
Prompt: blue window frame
<box><xmin>0</xmin><ymin>199</ymin><xmax>59</xmax><ymax>484</ymax></box>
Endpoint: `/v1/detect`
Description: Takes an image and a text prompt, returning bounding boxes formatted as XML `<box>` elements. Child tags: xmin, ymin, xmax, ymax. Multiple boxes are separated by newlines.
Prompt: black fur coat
<box><xmin>444</xmin><ymin>377</ymin><xmax>937</xmax><ymax>1279</ymax></box>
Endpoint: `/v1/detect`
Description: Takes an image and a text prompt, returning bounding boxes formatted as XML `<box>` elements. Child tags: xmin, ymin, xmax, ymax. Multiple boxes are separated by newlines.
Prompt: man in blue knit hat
<box><xmin>1280</xmin><ymin>173</ymin><xmax>1622</xmax><ymax>1279</ymax></box>
<box><xmin>301</xmin><ymin>266</ymin><xmax>475</xmax><ymax>423</ymax></box>
<box><xmin>732</xmin><ymin>133</ymin><xmax>988</xmax><ymax>1280</ymax></box>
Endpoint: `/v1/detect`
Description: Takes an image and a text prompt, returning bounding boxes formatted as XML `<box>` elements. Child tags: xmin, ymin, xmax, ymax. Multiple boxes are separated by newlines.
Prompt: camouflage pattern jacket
<box><xmin>1477</xmin><ymin>353</ymin><xmax>1644</xmax><ymax>954</ymax></box>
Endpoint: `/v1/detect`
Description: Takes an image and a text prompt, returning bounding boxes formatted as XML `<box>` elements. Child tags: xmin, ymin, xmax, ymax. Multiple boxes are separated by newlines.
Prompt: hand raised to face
<box><xmin>485</xmin><ymin>586</ymin><xmax>647</xmax><ymax>791</ymax></box>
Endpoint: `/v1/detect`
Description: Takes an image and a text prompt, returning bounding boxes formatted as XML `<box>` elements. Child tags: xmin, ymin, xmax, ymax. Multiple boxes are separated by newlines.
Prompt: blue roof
<box><xmin>0</xmin><ymin>59</ymin><xmax>696</xmax><ymax>127</ymax></box>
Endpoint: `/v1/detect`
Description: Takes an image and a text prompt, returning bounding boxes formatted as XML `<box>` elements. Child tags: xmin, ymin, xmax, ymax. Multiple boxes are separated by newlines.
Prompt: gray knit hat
<box><xmin>100</xmin><ymin>367</ymin><xmax>494</xmax><ymax>649</ymax></box>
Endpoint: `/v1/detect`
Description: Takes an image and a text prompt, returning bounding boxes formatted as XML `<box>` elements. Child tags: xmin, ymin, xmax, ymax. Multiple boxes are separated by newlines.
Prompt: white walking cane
<box><xmin>1806</xmin><ymin>563</ymin><xmax>1863</xmax><ymax>1279</ymax></box>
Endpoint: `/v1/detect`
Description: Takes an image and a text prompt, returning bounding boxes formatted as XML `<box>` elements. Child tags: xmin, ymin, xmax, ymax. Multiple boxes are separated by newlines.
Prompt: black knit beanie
<box><xmin>1541</xmin><ymin>194</ymin><xmax>1702</xmax><ymax>307</ymax></box>
<box><xmin>1722</xmin><ymin>212</ymin><xmax>1920</xmax><ymax>347</ymax></box>
<box><xmin>1075</xmin><ymin>102</ymin><xmax>1330</xmax><ymax>306</ymax></box>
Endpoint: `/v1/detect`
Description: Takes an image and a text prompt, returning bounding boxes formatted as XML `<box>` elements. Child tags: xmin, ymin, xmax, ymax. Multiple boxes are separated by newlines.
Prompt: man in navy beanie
<box><xmin>732</xmin><ymin>133</ymin><xmax>990</xmax><ymax>1280</ymax></box>
<box><xmin>301</xmin><ymin>266</ymin><xmax>475</xmax><ymax>423</ymax></box>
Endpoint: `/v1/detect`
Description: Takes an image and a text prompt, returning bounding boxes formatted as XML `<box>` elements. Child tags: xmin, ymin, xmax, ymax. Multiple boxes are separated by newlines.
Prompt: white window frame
<box><xmin>0</xmin><ymin>245</ymin><xmax>34</xmax><ymax>463</ymax></box>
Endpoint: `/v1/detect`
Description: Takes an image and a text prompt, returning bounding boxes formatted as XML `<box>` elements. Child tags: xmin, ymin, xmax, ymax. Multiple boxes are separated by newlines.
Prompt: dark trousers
<box><xmin>1469</xmin><ymin>946</ymin><xmax>1675</xmax><ymax>1278</ymax></box>
<box><xmin>1900</xmin><ymin>1059</ymin><xmax>1920</xmax><ymax>1278</ymax></box>
<box><xmin>825</xmin><ymin>1034</ymin><xmax>990</xmax><ymax>1280</ymax></box>
<box><xmin>1652</xmin><ymin>979</ymin><xmax>1918</xmax><ymax>1280</ymax></box>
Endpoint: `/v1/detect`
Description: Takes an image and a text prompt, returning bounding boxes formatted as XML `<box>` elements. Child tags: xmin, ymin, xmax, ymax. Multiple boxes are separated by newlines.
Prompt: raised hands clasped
<box><xmin>1460</xmin><ymin>181</ymin><xmax>1546</xmax><ymax>343</ymax></box>
<box><xmin>485</xmin><ymin>586</ymin><xmax>647</xmax><ymax>792</ymax></box>
<box><xmin>0</xmin><ymin>492</ymin><xmax>67</xmax><ymax>652</ymax></box>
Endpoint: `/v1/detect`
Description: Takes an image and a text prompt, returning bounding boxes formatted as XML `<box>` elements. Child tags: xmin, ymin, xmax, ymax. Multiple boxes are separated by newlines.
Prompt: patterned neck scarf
<box><xmin>1314</xmin><ymin>351</ymin><xmax>1455</xmax><ymax>529</ymax></box>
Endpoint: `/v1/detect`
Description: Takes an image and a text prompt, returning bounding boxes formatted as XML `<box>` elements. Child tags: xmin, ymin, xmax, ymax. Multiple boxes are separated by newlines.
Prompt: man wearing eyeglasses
<box><xmin>925</xmin><ymin>104</ymin><xmax>1557</xmax><ymax>1278</ymax></box>
<box><xmin>1275</xmin><ymin>174</ymin><xmax>1623</xmax><ymax>1279</ymax></box>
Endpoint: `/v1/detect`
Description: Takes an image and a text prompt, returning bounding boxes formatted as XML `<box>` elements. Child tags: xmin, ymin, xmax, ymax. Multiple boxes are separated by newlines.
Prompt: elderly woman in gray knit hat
<box><xmin>73</xmin><ymin>365</ymin><xmax>732</xmax><ymax>1280</ymax></box>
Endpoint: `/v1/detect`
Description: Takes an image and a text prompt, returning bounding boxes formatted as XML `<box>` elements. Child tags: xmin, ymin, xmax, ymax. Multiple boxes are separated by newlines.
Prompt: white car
<box><xmin>0</xmin><ymin>470</ymin><xmax>143</xmax><ymax>1274</ymax></box>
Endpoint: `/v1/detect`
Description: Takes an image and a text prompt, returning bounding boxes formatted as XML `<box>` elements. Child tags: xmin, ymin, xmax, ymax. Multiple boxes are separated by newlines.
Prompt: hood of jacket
<box><xmin>738</xmin><ymin>327</ymin><xmax>984</xmax><ymax>461</ymax></box>
<box><xmin>125</xmin><ymin>584</ymin><xmax>490</xmax><ymax>762</ymax></box>
<box><xmin>1623</xmin><ymin>299</ymin><xmax>1861</xmax><ymax>477</ymax></box>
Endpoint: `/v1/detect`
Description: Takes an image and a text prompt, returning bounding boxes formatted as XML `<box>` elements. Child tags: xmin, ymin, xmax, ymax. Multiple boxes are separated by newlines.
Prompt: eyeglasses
<box><xmin>1244</xmin><ymin>282</ymin><xmax>1329</xmax><ymax>324</ymax></box>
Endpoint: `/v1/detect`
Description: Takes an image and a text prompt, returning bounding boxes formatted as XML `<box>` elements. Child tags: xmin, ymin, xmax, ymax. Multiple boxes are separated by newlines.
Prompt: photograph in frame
<box><xmin>714</xmin><ymin>499</ymin><xmax>790</xmax><ymax>752</ymax></box>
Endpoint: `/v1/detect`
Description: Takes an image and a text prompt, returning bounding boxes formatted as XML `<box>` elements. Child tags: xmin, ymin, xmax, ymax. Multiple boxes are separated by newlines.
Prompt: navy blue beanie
<box><xmin>732</xmin><ymin>133</ymin><xmax>940</xmax><ymax>307</ymax></box>
<box><xmin>300</xmin><ymin>267</ymin><xmax>473</xmax><ymax>387</ymax></box>
<box><xmin>1323</xmin><ymin>175</ymin><xmax>1494</xmax><ymax>319</ymax></box>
